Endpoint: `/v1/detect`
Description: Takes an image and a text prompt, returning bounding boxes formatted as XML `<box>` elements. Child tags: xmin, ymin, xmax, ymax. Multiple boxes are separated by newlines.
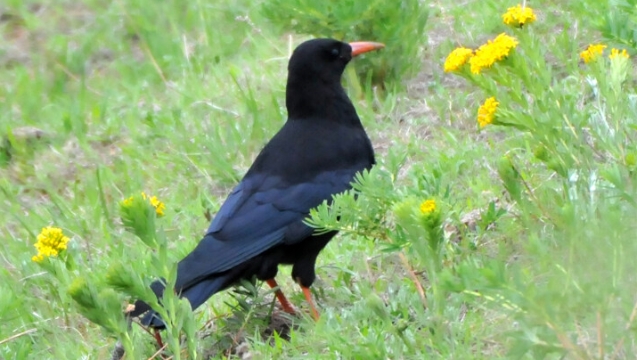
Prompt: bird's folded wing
<box><xmin>174</xmin><ymin>167</ymin><xmax>362</xmax><ymax>291</ymax></box>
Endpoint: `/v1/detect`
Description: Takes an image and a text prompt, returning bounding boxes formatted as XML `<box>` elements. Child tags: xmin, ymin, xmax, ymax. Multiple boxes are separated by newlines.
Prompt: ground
<box><xmin>1</xmin><ymin>0</ymin><xmax>633</xmax><ymax>359</ymax></box>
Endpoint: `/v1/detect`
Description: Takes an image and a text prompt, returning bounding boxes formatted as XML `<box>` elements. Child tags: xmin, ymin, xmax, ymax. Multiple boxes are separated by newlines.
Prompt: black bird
<box><xmin>130</xmin><ymin>38</ymin><xmax>384</xmax><ymax>334</ymax></box>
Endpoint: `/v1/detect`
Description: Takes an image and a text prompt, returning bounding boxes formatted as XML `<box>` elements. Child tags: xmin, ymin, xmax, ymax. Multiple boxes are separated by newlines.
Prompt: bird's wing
<box><xmin>174</xmin><ymin>167</ymin><xmax>363</xmax><ymax>291</ymax></box>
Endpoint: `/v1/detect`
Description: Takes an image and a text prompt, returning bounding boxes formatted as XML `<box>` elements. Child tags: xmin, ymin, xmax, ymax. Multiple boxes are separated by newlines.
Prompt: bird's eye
<box><xmin>330</xmin><ymin>48</ymin><xmax>340</xmax><ymax>57</ymax></box>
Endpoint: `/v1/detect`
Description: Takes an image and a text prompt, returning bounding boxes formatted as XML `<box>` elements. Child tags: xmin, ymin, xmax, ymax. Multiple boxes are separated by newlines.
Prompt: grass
<box><xmin>2</xmin><ymin>0</ymin><xmax>636</xmax><ymax>359</ymax></box>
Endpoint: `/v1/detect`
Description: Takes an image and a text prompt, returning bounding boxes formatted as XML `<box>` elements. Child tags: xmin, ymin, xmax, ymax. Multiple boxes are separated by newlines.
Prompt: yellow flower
<box><xmin>121</xmin><ymin>196</ymin><xmax>133</xmax><ymax>207</ymax></box>
<box><xmin>609</xmin><ymin>48</ymin><xmax>629</xmax><ymax>60</ymax></box>
<box><xmin>146</xmin><ymin>194</ymin><xmax>166</xmax><ymax>217</ymax></box>
<box><xmin>469</xmin><ymin>33</ymin><xmax>519</xmax><ymax>74</ymax></box>
<box><xmin>580</xmin><ymin>44</ymin><xmax>606</xmax><ymax>63</ymax></box>
<box><xmin>444</xmin><ymin>47</ymin><xmax>473</xmax><ymax>72</ymax></box>
<box><xmin>32</xmin><ymin>226</ymin><xmax>70</xmax><ymax>262</ymax></box>
<box><xmin>420</xmin><ymin>199</ymin><xmax>437</xmax><ymax>214</ymax></box>
<box><xmin>122</xmin><ymin>192</ymin><xmax>165</xmax><ymax>217</ymax></box>
<box><xmin>502</xmin><ymin>4</ymin><xmax>536</xmax><ymax>27</ymax></box>
<box><xmin>478</xmin><ymin>97</ymin><xmax>499</xmax><ymax>128</ymax></box>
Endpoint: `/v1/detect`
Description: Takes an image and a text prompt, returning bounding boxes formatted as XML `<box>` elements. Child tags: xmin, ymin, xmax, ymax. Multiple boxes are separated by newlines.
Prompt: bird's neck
<box><xmin>285</xmin><ymin>79</ymin><xmax>361</xmax><ymax>126</ymax></box>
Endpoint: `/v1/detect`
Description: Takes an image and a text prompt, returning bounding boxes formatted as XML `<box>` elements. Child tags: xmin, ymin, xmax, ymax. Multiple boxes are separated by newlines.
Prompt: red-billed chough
<box><xmin>129</xmin><ymin>38</ymin><xmax>384</xmax><ymax>340</ymax></box>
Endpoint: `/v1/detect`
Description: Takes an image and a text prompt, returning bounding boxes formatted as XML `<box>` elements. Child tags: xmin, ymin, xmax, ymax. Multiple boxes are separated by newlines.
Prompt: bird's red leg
<box><xmin>266</xmin><ymin>278</ymin><xmax>297</xmax><ymax>314</ymax></box>
<box><xmin>153</xmin><ymin>329</ymin><xmax>164</xmax><ymax>348</ymax></box>
<box><xmin>301</xmin><ymin>286</ymin><xmax>320</xmax><ymax>321</ymax></box>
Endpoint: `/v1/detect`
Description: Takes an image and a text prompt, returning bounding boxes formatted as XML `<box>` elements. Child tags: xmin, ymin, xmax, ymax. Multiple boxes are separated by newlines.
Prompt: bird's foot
<box><xmin>153</xmin><ymin>329</ymin><xmax>164</xmax><ymax>349</ymax></box>
<box><xmin>266</xmin><ymin>278</ymin><xmax>299</xmax><ymax>315</ymax></box>
<box><xmin>301</xmin><ymin>286</ymin><xmax>320</xmax><ymax>321</ymax></box>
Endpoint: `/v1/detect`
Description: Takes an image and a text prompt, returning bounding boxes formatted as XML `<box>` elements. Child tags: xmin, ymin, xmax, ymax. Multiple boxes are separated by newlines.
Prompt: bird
<box><xmin>128</xmin><ymin>38</ymin><xmax>385</xmax><ymax>340</ymax></box>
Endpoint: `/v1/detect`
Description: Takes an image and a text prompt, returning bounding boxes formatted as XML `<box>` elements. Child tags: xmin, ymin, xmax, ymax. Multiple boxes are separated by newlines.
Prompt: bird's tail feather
<box><xmin>130</xmin><ymin>274</ymin><xmax>231</xmax><ymax>329</ymax></box>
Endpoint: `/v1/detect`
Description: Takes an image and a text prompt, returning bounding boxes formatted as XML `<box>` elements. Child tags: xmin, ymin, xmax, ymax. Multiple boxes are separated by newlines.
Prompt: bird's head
<box><xmin>287</xmin><ymin>38</ymin><xmax>385</xmax><ymax>85</ymax></box>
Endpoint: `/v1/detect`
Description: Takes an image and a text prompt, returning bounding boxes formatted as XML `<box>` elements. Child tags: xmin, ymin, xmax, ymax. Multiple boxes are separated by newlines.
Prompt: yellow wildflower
<box><xmin>609</xmin><ymin>48</ymin><xmax>629</xmax><ymax>60</ymax></box>
<box><xmin>145</xmin><ymin>193</ymin><xmax>166</xmax><ymax>217</ymax></box>
<box><xmin>469</xmin><ymin>33</ymin><xmax>519</xmax><ymax>74</ymax></box>
<box><xmin>502</xmin><ymin>4</ymin><xmax>536</xmax><ymax>27</ymax></box>
<box><xmin>121</xmin><ymin>196</ymin><xmax>133</xmax><ymax>207</ymax></box>
<box><xmin>122</xmin><ymin>192</ymin><xmax>165</xmax><ymax>217</ymax></box>
<box><xmin>32</xmin><ymin>226</ymin><xmax>70</xmax><ymax>262</ymax></box>
<box><xmin>580</xmin><ymin>44</ymin><xmax>606</xmax><ymax>63</ymax></box>
<box><xmin>444</xmin><ymin>47</ymin><xmax>473</xmax><ymax>72</ymax></box>
<box><xmin>121</xmin><ymin>191</ymin><xmax>166</xmax><ymax>217</ymax></box>
<box><xmin>478</xmin><ymin>97</ymin><xmax>499</xmax><ymax>128</ymax></box>
<box><xmin>420</xmin><ymin>199</ymin><xmax>437</xmax><ymax>214</ymax></box>
<box><xmin>121</xmin><ymin>195</ymin><xmax>134</xmax><ymax>208</ymax></box>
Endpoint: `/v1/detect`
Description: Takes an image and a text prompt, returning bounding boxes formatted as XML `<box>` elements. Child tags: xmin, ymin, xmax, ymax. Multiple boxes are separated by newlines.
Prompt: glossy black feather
<box><xmin>133</xmin><ymin>38</ymin><xmax>375</xmax><ymax>327</ymax></box>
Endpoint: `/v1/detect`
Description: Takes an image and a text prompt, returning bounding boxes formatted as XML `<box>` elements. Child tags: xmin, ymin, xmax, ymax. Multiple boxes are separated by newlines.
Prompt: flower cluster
<box><xmin>609</xmin><ymin>48</ymin><xmax>629</xmax><ymax>60</ymax></box>
<box><xmin>444</xmin><ymin>4</ymin><xmax>532</xmax><ymax>74</ymax></box>
<box><xmin>145</xmin><ymin>193</ymin><xmax>166</xmax><ymax>217</ymax></box>
<box><xmin>32</xmin><ymin>226</ymin><xmax>70</xmax><ymax>262</ymax></box>
<box><xmin>478</xmin><ymin>97</ymin><xmax>499</xmax><ymax>128</ymax></box>
<box><xmin>444</xmin><ymin>47</ymin><xmax>473</xmax><ymax>73</ymax></box>
<box><xmin>502</xmin><ymin>4</ymin><xmax>536</xmax><ymax>27</ymax></box>
<box><xmin>444</xmin><ymin>34</ymin><xmax>519</xmax><ymax>75</ymax></box>
<box><xmin>119</xmin><ymin>192</ymin><xmax>166</xmax><ymax>246</ymax></box>
<box><xmin>580</xmin><ymin>44</ymin><xmax>606</xmax><ymax>63</ymax></box>
<box><xmin>122</xmin><ymin>192</ymin><xmax>165</xmax><ymax>217</ymax></box>
<box><xmin>579</xmin><ymin>44</ymin><xmax>630</xmax><ymax>63</ymax></box>
<box><xmin>420</xmin><ymin>199</ymin><xmax>437</xmax><ymax>214</ymax></box>
<box><xmin>469</xmin><ymin>34</ymin><xmax>519</xmax><ymax>74</ymax></box>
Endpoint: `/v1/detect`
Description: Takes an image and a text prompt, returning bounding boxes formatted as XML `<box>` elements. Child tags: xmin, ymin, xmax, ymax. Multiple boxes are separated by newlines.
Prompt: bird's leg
<box><xmin>301</xmin><ymin>285</ymin><xmax>320</xmax><ymax>321</ymax></box>
<box><xmin>266</xmin><ymin>278</ymin><xmax>297</xmax><ymax>315</ymax></box>
<box><xmin>153</xmin><ymin>329</ymin><xmax>164</xmax><ymax>349</ymax></box>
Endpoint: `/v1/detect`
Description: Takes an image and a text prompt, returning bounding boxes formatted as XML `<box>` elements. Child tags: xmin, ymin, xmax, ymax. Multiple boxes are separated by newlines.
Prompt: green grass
<box><xmin>2</xmin><ymin>0</ymin><xmax>636</xmax><ymax>358</ymax></box>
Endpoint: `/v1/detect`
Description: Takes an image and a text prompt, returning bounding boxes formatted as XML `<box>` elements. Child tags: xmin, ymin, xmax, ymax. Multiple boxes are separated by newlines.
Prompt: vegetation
<box><xmin>1</xmin><ymin>0</ymin><xmax>635</xmax><ymax>358</ymax></box>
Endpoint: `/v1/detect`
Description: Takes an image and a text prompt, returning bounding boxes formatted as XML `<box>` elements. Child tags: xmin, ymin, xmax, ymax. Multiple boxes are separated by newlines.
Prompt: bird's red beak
<box><xmin>349</xmin><ymin>41</ymin><xmax>385</xmax><ymax>57</ymax></box>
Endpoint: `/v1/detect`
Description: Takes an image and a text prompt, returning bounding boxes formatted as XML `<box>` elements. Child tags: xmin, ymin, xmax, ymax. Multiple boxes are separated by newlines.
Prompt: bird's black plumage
<box><xmin>132</xmin><ymin>38</ymin><xmax>378</xmax><ymax>328</ymax></box>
